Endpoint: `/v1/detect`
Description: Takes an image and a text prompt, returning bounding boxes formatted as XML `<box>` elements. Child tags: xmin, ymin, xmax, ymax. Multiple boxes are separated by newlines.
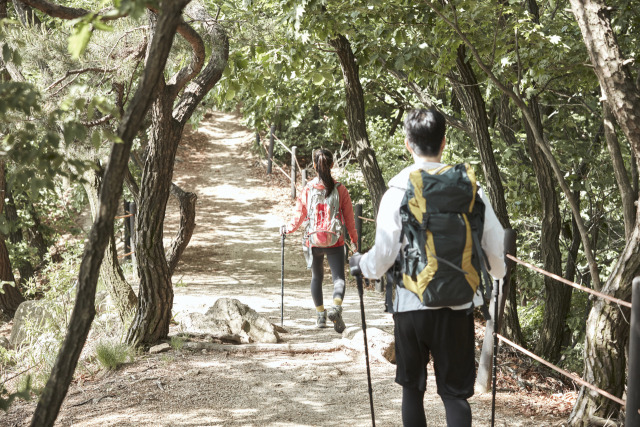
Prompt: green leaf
<box><xmin>225</xmin><ymin>87</ymin><xmax>236</xmax><ymax>101</ymax></box>
<box><xmin>312</xmin><ymin>73</ymin><xmax>325</xmax><ymax>85</ymax></box>
<box><xmin>2</xmin><ymin>44</ymin><xmax>11</xmax><ymax>62</ymax></box>
<box><xmin>253</xmin><ymin>82</ymin><xmax>267</xmax><ymax>97</ymax></box>
<box><xmin>68</xmin><ymin>23</ymin><xmax>93</xmax><ymax>59</ymax></box>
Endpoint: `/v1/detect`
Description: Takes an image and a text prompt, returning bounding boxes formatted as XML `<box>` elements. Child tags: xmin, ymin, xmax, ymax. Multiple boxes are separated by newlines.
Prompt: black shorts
<box><xmin>394</xmin><ymin>308</ymin><xmax>475</xmax><ymax>400</ymax></box>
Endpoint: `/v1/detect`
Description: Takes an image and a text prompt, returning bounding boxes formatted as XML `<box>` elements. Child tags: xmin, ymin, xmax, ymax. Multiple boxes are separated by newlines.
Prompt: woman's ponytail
<box><xmin>314</xmin><ymin>149</ymin><xmax>335</xmax><ymax>196</ymax></box>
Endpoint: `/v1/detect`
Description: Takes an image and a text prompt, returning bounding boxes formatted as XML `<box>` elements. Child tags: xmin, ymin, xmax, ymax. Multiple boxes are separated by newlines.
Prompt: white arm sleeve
<box><xmin>359</xmin><ymin>188</ymin><xmax>405</xmax><ymax>279</ymax></box>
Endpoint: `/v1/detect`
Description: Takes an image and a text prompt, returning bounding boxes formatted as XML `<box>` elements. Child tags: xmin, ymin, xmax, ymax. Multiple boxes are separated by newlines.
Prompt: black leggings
<box><xmin>402</xmin><ymin>386</ymin><xmax>472</xmax><ymax>426</ymax></box>
<box><xmin>310</xmin><ymin>245</ymin><xmax>345</xmax><ymax>308</ymax></box>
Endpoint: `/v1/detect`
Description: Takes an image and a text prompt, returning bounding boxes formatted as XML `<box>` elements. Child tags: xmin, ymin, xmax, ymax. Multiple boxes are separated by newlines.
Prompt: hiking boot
<box><xmin>316</xmin><ymin>310</ymin><xmax>327</xmax><ymax>328</ymax></box>
<box><xmin>327</xmin><ymin>305</ymin><xmax>345</xmax><ymax>333</ymax></box>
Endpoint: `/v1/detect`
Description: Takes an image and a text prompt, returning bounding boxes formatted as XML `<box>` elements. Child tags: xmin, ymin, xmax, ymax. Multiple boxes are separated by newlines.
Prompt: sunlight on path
<box><xmin>163</xmin><ymin>110</ymin><xmax>393</xmax><ymax>340</ymax></box>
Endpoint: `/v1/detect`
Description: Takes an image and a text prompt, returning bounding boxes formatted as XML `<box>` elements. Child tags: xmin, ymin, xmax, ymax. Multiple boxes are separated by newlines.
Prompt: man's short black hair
<box><xmin>404</xmin><ymin>109</ymin><xmax>446</xmax><ymax>157</ymax></box>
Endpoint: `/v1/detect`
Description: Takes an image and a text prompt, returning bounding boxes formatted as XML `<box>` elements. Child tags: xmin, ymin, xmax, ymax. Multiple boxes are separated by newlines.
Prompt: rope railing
<box><xmin>506</xmin><ymin>254</ymin><xmax>632</xmax><ymax>309</ymax></box>
<box><xmin>501</xmin><ymin>252</ymin><xmax>639</xmax><ymax>427</ymax></box>
<box><xmin>496</xmin><ymin>334</ymin><xmax>626</xmax><ymax>406</ymax></box>
<box><xmin>261</xmin><ymin>122</ymin><xmax>302</xmax><ymax>173</ymax></box>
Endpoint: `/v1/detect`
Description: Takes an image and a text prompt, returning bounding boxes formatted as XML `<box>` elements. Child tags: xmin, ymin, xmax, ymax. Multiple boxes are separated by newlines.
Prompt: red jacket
<box><xmin>286</xmin><ymin>178</ymin><xmax>358</xmax><ymax>249</ymax></box>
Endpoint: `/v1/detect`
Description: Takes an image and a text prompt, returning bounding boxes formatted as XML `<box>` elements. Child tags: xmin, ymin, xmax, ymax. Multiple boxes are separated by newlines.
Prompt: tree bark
<box><xmin>166</xmin><ymin>183</ymin><xmax>197</xmax><ymax>277</ymax></box>
<box><xmin>126</xmin><ymin>3</ymin><xmax>228</xmax><ymax>346</ymax></box>
<box><xmin>83</xmin><ymin>169</ymin><xmax>137</xmax><ymax>321</ymax></box>
<box><xmin>523</xmin><ymin>99</ymin><xmax>570</xmax><ymax>363</ymax></box>
<box><xmin>29</xmin><ymin>2</ymin><xmax>190</xmax><ymax>426</ymax></box>
<box><xmin>126</xmin><ymin>92</ymin><xmax>180</xmax><ymax>346</ymax></box>
<box><xmin>451</xmin><ymin>45</ymin><xmax>511</xmax><ymax>229</ymax></box>
<box><xmin>495</xmin><ymin>95</ymin><xmax>525</xmax><ymax>345</ymax></box>
<box><xmin>602</xmin><ymin>101</ymin><xmax>635</xmax><ymax>239</ymax></box>
<box><xmin>0</xmin><ymin>0</ymin><xmax>7</xmax><ymax>18</ymax></box>
<box><xmin>329</xmin><ymin>34</ymin><xmax>386</xmax><ymax>213</ymax></box>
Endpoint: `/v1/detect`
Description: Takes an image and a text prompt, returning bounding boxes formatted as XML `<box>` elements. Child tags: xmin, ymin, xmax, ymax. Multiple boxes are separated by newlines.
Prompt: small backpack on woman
<box><xmin>301</xmin><ymin>181</ymin><xmax>343</xmax><ymax>267</ymax></box>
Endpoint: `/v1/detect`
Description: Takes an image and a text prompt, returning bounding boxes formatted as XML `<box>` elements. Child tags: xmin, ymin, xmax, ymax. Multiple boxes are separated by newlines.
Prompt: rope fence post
<box><xmin>476</xmin><ymin>229</ymin><xmax>517</xmax><ymax>392</ymax></box>
<box><xmin>291</xmin><ymin>146</ymin><xmax>297</xmax><ymax>199</ymax></box>
<box><xmin>301</xmin><ymin>169</ymin><xmax>307</xmax><ymax>187</ymax></box>
<box><xmin>627</xmin><ymin>277</ymin><xmax>640</xmax><ymax>427</ymax></box>
<box><xmin>267</xmin><ymin>124</ymin><xmax>275</xmax><ymax>174</ymax></box>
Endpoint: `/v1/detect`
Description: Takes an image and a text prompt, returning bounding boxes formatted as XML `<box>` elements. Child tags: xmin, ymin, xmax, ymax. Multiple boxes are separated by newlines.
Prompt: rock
<box><xmin>346</xmin><ymin>327</ymin><xmax>395</xmax><ymax>364</ymax></box>
<box><xmin>176</xmin><ymin>312</ymin><xmax>242</xmax><ymax>343</ymax></box>
<box><xmin>10</xmin><ymin>300</ymin><xmax>53</xmax><ymax>347</ymax></box>
<box><xmin>0</xmin><ymin>335</ymin><xmax>9</xmax><ymax>349</ymax></box>
<box><xmin>178</xmin><ymin>298</ymin><xmax>280</xmax><ymax>344</ymax></box>
<box><xmin>149</xmin><ymin>343</ymin><xmax>171</xmax><ymax>354</ymax></box>
<box><xmin>207</xmin><ymin>298</ymin><xmax>280</xmax><ymax>343</ymax></box>
<box><xmin>342</xmin><ymin>326</ymin><xmax>361</xmax><ymax>340</ymax></box>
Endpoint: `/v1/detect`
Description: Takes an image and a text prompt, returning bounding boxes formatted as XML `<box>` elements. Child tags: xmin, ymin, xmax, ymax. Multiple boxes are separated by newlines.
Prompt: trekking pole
<box><xmin>356</xmin><ymin>273</ymin><xmax>376</xmax><ymax>427</ymax></box>
<box><xmin>491</xmin><ymin>278</ymin><xmax>500</xmax><ymax>427</ymax></box>
<box><xmin>281</xmin><ymin>233</ymin><xmax>285</xmax><ymax>328</ymax></box>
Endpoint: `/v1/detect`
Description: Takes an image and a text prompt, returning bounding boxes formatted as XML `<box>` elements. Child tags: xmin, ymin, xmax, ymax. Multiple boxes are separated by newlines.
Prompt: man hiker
<box><xmin>349</xmin><ymin>108</ymin><xmax>506</xmax><ymax>426</ymax></box>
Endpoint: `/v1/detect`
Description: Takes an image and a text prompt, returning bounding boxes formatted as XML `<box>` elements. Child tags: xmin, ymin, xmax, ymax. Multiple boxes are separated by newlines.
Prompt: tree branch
<box><xmin>166</xmin><ymin>183</ymin><xmax>197</xmax><ymax>276</ymax></box>
<box><xmin>166</xmin><ymin>17</ymin><xmax>205</xmax><ymax>95</ymax></box>
<box><xmin>173</xmin><ymin>2</ymin><xmax>228</xmax><ymax>125</ymax></box>
<box><xmin>382</xmin><ymin>59</ymin><xmax>469</xmax><ymax>133</ymax></box>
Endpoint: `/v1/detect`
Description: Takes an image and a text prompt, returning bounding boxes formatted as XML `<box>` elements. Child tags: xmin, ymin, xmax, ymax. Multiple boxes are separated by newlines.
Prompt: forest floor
<box><xmin>2</xmin><ymin>111</ymin><xmax>577</xmax><ymax>426</ymax></box>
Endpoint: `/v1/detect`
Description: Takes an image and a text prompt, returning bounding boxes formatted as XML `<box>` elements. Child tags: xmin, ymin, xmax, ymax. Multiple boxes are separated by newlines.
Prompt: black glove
<box><xmin>349</xmin><ymin>252</ymin><xmax>363</xmax><ymax>276</ymax></box>
<box><xmin>279</xmin><ymin>225</ymin><xmax>288</xmax><ymax>236</ymax></box>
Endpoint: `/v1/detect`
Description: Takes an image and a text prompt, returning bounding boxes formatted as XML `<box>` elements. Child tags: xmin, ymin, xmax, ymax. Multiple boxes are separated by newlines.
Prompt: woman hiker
<box><xmin>280</xmin><ymin>148</ymin><xmax>358</xmax><ymax>332</ymax></box>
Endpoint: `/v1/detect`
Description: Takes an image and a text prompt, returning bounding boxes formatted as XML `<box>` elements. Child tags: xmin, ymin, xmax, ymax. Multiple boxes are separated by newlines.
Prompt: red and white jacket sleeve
<box><xmin>338</xmin><ymin>185</ymin><xmax>358</xmax><ymax>249</ymax></box>
<box><xmin>285</xmin><ymin>185</ymin><xmax>310</xmax><ymax>234</ymax></box>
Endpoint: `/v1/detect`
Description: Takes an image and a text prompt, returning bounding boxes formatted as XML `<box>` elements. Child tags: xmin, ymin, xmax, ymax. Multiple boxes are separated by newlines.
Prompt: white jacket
<box><xmin>360</xmin><ymin>161</ymin><xmax>506</xmax><ymax>312</ymax></box>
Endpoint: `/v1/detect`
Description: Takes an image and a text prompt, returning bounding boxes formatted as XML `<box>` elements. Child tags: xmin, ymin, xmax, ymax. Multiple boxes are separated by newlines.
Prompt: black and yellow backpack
<box><xmin>394</xmin><ymin>163</ymin><xmax>492</xmax><ymax>315</ymax></box>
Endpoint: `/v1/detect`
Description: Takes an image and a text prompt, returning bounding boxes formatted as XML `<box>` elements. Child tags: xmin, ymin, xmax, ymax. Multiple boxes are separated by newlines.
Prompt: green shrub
<box><xmin>95</xmin><ymin>341</ymin><xmax>133</xmax><ymax>371</ymax></box>
<box><xmin>170</xmin><ymin>335</ymin><xmax>185</xmax><ymax>351</ymax></box>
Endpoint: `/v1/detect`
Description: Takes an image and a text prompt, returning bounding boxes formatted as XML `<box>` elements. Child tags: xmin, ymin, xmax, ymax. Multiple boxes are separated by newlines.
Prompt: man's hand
<box><xmin>349</xmin><ymin>252</ymin><xmax>362</xmax><ymax>276</ymax></box>
<box><xmin>279</xmin><ymin>225</ymin><xmax>288</xmax><ymax>236</ymax></box>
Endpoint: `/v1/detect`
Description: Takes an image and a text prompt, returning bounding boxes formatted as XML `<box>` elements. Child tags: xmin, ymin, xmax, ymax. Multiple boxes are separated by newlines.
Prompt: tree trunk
<box><xmin>451</xmin><ymin>45</ymin><xmax>511</xmax><ymax>230</ymax></box>
<box><xmin>126</xmin><ymin>93</ymin><xmax>180</xmax><ymax>346</ymax></box>
<box><xmin>83</xmin><ymin>169</ymin><xmax>138</xmax><ymax>321</ymax></box>
<box><xmin>0</xmin><ymin>0</ymin><xmax>7</xmax><ymax>19</ymax></box>
<box><xmin>566</xmin><ymin>0</ymin><xmax>640</xmax><ymax>422</ymax></box>
<box><xmin>524</xmin><ymin>99</ymin><xmax>570</xmax><ymax>363</ymax></box>
<box><xmin>602</xmin><ymin>101</ymin><xmax>635</xmax><ymax>239</ymax></box>
<box><xmin>569</xmin><ymin>0</ymin><xmax>640</xmax><ymax>158</ymax></box>
<box><xmin>127</xmin><ymin>4</ymin><xmax>228</xmax><ymax>346</ymax></box>
<box><xmin>4</xmin><ymin>189</ymin><xmax>36</xmax><ymax>285</ymax></box>
<box><xmin>0</xmin><ymin>161</ymin><xmax>25</xmax><ymax>317</ymax></box>
<box><xmin>329</xmin><ymin>34</ymin><xmax>386</xmax><ymax>213</ymax></box>
<box><xmin>0</xmin><ymin>238</ymin><xmax>24</xmax><ymax>318</ymax></box>
<box><xmin>495</xmin><ymin>95</ymin><xmax>525</xmax><ymax>344</ymax></box>
<box><xmin>29</xmin><ymin>3</ymin><xmax>188</xmax><ymax>425</ymax></box>
<box><xmin>166</xmin><ymin>183</ymin><xmax>197</xmax><ymax>277</ymax></box>
<box><xmin>567</xmin><ymin>235</ymin><xmax>636</xmax><ymax>424</ymax></box>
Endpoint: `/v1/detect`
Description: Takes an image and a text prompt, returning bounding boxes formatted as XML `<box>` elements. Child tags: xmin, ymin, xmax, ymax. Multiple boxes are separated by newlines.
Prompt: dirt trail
<box><xmin>2</xmin><ymin>111</ymin><xmax>567</xmax><ymax>426</ymax></box>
